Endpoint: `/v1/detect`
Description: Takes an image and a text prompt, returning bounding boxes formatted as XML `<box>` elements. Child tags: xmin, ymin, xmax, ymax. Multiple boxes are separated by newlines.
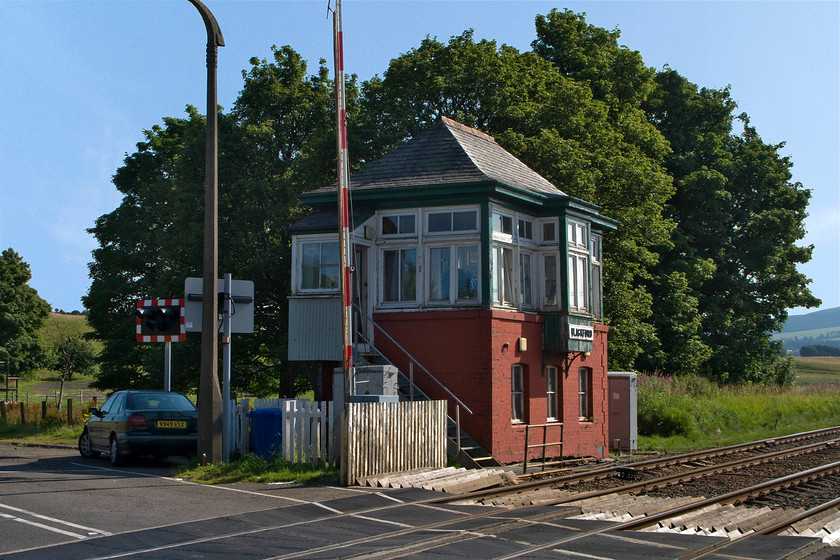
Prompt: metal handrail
<box><xmin>353</xmin><ymin>303</ymin><xmax>473</xmax><ymax>415</ymax></box>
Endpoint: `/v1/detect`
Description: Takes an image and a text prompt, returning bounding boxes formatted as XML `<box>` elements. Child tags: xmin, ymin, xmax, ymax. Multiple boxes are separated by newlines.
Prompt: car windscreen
<box><xmin>128</xmin><ymin>393</ymin><xmax>196</xmax><ymax>412</ymax></box>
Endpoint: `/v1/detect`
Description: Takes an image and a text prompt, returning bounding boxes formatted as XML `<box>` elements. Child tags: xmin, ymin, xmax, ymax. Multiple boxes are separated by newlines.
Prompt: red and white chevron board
<box><xmin>135</xmin><ymin>298</ymin><xmax>186</xmax><ymax>343</ymax></box>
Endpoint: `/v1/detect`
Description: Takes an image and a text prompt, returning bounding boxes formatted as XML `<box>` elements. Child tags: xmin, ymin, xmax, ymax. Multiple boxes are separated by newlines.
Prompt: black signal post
<box><xmin>188</xmin><ymin>0</ymin><xmax>224</xmax><ymax>465</ymax></box>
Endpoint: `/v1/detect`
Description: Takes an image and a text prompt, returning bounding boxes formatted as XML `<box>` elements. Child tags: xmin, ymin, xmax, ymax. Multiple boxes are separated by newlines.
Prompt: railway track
<box><xmin>436</xmin><ymin>426</ymin><xmax>840</xmax><ymax>557</ymax></box>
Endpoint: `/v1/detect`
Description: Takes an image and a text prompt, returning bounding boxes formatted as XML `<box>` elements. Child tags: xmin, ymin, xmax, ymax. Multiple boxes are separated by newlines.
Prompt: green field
<box><xmin>792</xmin><ymin>356</ymin><xmax>840</xmax><ymax>384</ymax></box>
<box><xmin>7</xmin><ymin>313</ymin><xmax>103</xmax><ymax>404</ymax></box>
<box><xmin>39</xmin><ymin>313</ymin><xmax>97</xmax><ymax>347</ymax></box>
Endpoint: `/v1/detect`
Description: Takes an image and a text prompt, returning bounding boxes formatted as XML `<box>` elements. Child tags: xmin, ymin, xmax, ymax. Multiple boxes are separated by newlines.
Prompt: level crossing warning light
<box><xmin>136</xmin><ymin>299</ymin><xmax>186</xmax><ymax>342</ymax></box>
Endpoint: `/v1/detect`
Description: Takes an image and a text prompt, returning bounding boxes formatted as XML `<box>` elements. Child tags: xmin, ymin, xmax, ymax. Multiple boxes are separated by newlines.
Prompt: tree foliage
<box><xmin>85</xmin><ymin>11</ymin><xmax>818</xmax><ymax>389</ymax></box>
<box><xmin>642</xmin><ymin>69</ymin><xmax>819</xmax><ymax>382</ymax></box>
<box><xmin>84</xmin><ymin>47</ymin><xmax>340</xmax><ymax>395</ymax></box>
<box><xmin>799</xmin><ymin>345</ymin><xmax>840</xmax><ymax>357</ymax></box>
<box><xmin>0</xmin><ymin>248</ymin><xmax>51</xmax><ymax>374</ymax></box>
<box><xmin>359</xmin><ymin>27</ymin><xmax>673</xmax><ymax>368</ymax></box>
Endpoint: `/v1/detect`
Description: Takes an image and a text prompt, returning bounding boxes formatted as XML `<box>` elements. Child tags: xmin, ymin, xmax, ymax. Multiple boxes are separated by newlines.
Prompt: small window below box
<box><xmin>301</xmin><ymin>241</ymin><xmax>339</xmax><ymax>291</ymax></box>
<box><xmin>512</xmin><ymin>364</ymin><xmax>524</xmax><ymax>423</ymax></box>
<box><xmin>578</xmin><ymin>367</ymin><xmax>593</xmax><ymax>422</ymax></box>
<box><xmin>546</xmin><ymin>365</ymin><xmax>559</xmax><ymax>422</ymax></box>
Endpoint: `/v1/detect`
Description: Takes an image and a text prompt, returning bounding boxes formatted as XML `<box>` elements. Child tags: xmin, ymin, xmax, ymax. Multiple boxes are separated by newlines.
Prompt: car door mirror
<box><xmin>88</xmin><ymin>407</ymin><xmax>101</xmax><ymax>417</ymax></box>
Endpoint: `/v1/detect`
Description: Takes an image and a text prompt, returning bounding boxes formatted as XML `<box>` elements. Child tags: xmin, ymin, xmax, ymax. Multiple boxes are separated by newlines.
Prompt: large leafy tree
<box><xmin>0</xmin><ymin>248</ymin><xmax>51</xmax><ymax>374</ymax></box>
<box><xmin>86</xmin><ymin>12</ymin><xmax>818</xmax><ymax>389</ymax></box>
<box><xmin>643</xmin><ymin>69</ymin><xmax>819</xmax><ymax>381</ymax></box>
<box><xmin>84</xmin><ymin>47</ymin><xmax>339</xmax><ymax>394</ymax></box>
<box><xmin>355</xmin><ymin>29</ymin><xmax>674</xmax><ymax>369</ymax></box>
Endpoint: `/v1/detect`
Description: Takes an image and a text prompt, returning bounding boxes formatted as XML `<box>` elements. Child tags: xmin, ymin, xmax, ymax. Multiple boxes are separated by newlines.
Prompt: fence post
<box><xmin>20</xmin><ymin>402</ymin><xmax>25</xmax><ymax>425</ymax></box>
<box><xmin>240</xmin><ymin>398</ymin><xmax>250</xmax><ymax>456</ymax></box>
<box><xmin>67</xmin><ymin>399</ymin><xmax>73</xmax><ymax>425</ymax></box>
<box><xmin>41</xmin><ymin>401</ymin><xmax>47</xmax><ymax>420</ymax></box>
<box><xmin>1</xmin><ymin>402</ymin><xmax>6</xmax><ymax>423</ymax></box>
<box><xmin>409</xmin><ymin>363</ymin><xmax>414</xmax><ymax>402</ymax></box>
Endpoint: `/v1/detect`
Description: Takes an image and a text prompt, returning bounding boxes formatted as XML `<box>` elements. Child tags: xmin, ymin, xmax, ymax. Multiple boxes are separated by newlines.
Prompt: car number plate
<box><xmin>157</xmin><ymin>420</ymin><xmax>187</xmax><ymax>428</ymax></box>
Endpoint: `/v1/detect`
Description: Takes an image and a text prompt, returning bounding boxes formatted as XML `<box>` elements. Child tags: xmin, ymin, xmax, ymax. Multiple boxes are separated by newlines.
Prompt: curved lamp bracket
<box><xmin>188</xmin><ymin>0</ymin><xmax>225</xmax><ymax>47</ymax></box>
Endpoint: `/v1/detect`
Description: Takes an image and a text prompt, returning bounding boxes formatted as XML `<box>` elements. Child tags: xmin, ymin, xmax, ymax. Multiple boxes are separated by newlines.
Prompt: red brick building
<box><xmin>288</xmin><ymin>117</ymin><xmax>617</xmax><ymax>465</ymax></box>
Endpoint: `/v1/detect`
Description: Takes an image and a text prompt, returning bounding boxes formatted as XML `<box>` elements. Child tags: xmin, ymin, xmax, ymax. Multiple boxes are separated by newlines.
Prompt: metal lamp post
<box><xmin>188</xmin><ymin>0</ymin><xmax>224</xmax><ymax>464</ymax></box>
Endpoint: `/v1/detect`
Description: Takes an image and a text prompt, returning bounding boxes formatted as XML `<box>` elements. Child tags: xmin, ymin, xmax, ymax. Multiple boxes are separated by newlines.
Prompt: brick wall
<box><xmin>371</xmin><ymin>311</ymin><xmax>610</xmax><ymax>465</ymax></box>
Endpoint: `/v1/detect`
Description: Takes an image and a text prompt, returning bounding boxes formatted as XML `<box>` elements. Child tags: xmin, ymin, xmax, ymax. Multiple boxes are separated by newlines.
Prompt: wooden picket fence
<box><xmin>245</xmin><ymin>398</ymin><xmax>447</xmax><ymax>485</ymax></box>
<box><xmin>251</xmin><ymin>398</ymin><xmax>334</xmax><ymax>465</ymax></box>
<box><xmin>343</xmin><ymin>400</ymin><xmax>447</xmax><ymax>485</ymax></box>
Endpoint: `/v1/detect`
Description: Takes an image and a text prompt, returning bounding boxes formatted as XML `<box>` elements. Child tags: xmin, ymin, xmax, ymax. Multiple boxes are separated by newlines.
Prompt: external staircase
<box><xmin>354</xmin><ymin>346</ymin><xmax>501</xmax><ymax>469</ymax></box>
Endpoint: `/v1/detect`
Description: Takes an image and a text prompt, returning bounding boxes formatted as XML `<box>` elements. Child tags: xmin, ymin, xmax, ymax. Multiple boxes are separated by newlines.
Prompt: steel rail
<box><xmin>492</xmin><ymin>460</ymin><xmax>840</xmax><ymax>560</ymax></box>
<box><xmin>454</xmin><ymin>426</ymin><xmax>840</xmax><ymax>503</ymax></box>
<box><xmin>672</xmin><ymin>494</ymin><xmax>840</xmax><ymax>560</ymax></box>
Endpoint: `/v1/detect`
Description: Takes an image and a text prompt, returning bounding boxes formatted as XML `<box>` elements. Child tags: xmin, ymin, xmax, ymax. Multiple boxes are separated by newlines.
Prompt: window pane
<box><xmin>400</xmin><ymin>215</ymin><xmax>415</xmax><ymax>234</ymax></box>
<box><xmin>543</xmin><ymin>222</ymin><xmax>556</xmax><ymax>242</ymax></box>
<box><xmin>544</xmin><ymin>254</ymin><xmax>557</xmax><ymax>306</ymax></box>
<box><xmin>453</xmin><ymin>211</ymin><xmax>476</xmax><ymax>231</ymax></box>
<box><xmin>546</xmin><ymin>366</ymin><xmax>558</xmax><ymax>420</ymax></box>
<box><xmin>321</xmin><ymin>266</ymin><xmax>339</xmax><ymax>290</ymax></box>
<box><xmin>502</xmin><ymin>248</ymin><xmax>514</xmax><ymax>305</ymax></box>
<box><xmin>457</xmin><ymin>246</ymin><xmax>479</xmax><ymax>301</ymax></box>
<box><xmin>302</xmin><ymin>243</ymin><xmax>319</xmax><ymax>266</ymax></box>
<box><xmin>578</xmin><ymin>368</ymin><xmax>591</xmax><ymax>420</ymax></box>
<box><xmin>401</xmin><ymin>249</ymin><xmax>417</xmax><ymax>301</ymax></box>
<box><xmin>301</xmin><ymin>242</ymin><xmax>338</xmax><ymax>290</ymax></box>
<box><xmin>568</xmin><ymin>254</ymin><xmax>588</xmax><ymax>310</ymax></box>
<box><xmin>321</xmin><ymin>242</ymin><xmax>339</xmax><ymax>265</ymax></box>
<box><xmin>301</xmin><ymin>266</ymin><xmax>319</xmax><ymax>289</ymax></box>
<box><xmin>429</xmin><ymin>247</ymin><xmax>450</xmax><ymax>301</ymax></box>
<box><xmin>383</xmin><ymin>250</ymin><xmax>399</xmax><ymax>301</ymax></box>
<box><xmin>518</xmin><ymin>219</ymin><xmax>533</xmax><ymax>240</ymax></box>
<box><xmin>428</xmin><ymin>212</ymin><xmax>451</xmax><ymax>232</ymax></box>
<box><xmin>591</xmin><ymin>263</ymin><xmax>602</xmax><ymax>319</ymax></box>
<box><xmin>501</xmin><ymin>215</ymin><xmax>513</xmax><ymax>234</ymax></box>
<box><xmin>511</xmin><ymin>364</ymin><xmax>524</xmax><ymax>422</ymax></box>
<box><xmin>382</xmin><ymin>216</ymin><xmax>398</xmax><ymax>234</ymax></box>
<box><xmin>520</xmin><ymin>252</ymin><xmax>532</xmax><ymax>306</ymax></box>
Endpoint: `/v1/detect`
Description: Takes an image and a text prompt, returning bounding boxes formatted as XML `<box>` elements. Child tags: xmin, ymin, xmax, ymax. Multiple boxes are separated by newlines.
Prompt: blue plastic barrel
<box><xmin>248</xmin><ymin>409</ymin><xmax>282</xmax><ymax>459</ymax></box>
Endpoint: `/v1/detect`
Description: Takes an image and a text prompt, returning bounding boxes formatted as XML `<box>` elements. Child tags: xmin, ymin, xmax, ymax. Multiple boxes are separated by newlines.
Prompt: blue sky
<box><xmin>1</xmin><ymin>1</ymin><xmax>837</xmax><ymax>316</ymax></box>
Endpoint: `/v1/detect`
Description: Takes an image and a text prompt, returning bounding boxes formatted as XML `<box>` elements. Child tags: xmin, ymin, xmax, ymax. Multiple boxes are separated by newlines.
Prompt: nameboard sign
<box><xmin>569</xmin><ymin>325</ymin><xmax>594</xmax><ymax>341</ymax></box>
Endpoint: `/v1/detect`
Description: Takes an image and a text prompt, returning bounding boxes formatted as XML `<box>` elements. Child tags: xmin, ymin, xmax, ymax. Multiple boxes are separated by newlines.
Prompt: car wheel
<box><xmin>78</xmin><ymin>431</ymin><xmax>101</xmax><ymax>458</ymax></box>
<box><xmin>109</xmin><ymin>436</ymin><xmax>124</xmax><ymax>466</ymax></box>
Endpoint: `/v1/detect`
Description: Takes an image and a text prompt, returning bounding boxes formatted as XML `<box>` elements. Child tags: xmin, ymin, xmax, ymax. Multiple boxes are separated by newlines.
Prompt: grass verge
<box><xmin>638</xmin><ymin>373</ymin><xmax>840</xmax><ymax>452</ymax></box>
<box><xmin>175</xmin><ymin>455</ymin><xmax>339</xmax><ymax>485</ymax></box>
<box><xmin>0</xmin><ymin>423</ymin><xmax>79</xmax><ymax>447</ymax></box>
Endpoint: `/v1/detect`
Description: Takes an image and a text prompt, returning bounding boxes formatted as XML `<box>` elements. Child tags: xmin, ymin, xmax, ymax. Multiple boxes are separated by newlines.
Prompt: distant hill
<box><xmin>775</xmin><ymin>307</ymin><xmax>840</xmax><ymax>354</ymax></box>
<box><xmin>782</xmin><ymin>307</ymin><xmax>840</xmax><ymax>333</ymax></box>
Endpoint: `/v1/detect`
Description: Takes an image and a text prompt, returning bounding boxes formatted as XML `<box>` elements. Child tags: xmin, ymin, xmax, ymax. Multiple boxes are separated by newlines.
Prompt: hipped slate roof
<box><xmin>306</xmin><ymin>117</ymin><xmax>566</xmax><ymax>198</ymax></box>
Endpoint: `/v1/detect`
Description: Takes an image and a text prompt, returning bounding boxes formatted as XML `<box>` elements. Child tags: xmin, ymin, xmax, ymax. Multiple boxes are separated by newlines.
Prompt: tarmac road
<box><xmin>0</xmin><ymin>444</ymin><xmax>829</xmax><ymax>560</ymax></box>
<box><xmin>0</xmin><ymin>444</ymin><xmax>375</xmax><ymax>557</ymax></box>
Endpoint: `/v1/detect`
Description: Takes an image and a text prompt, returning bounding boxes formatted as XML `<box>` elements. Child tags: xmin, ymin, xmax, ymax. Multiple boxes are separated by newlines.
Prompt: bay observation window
<box><xmin>519</xmin><ymin>251</ymin><xmax>534</xmax><ymax>307</ymax></box>
<box><xmin>590</xmin><ymin>234</ymin><xmax>603</xmax><ymax>319</ymax></box>
<box><xmin>428</xmin><ymin>245</ymin><xmax>480</xmax><ymax>304</ymax></box>
<box><xmin>542</xmin><ymin>253</ymin><xmax>558</xmax><ymax>307</ymax></box>
<box><xmin>301</xmin><ymin>241</ymin><xmax>339</xmax><ymax>291</ymax></box>
<box><xmin>383</xmin><ymin>248</ymin><xmax>417</xmax><ymax>302</ymax></box>
<box><xmin>492</xmin><ymin>246</ymin><xmax>515</xmax><ymax>307</ymax></box>
<box><xmin>567</xmin><ymin>219</ymin><xmax>590</xmax><ymax>312</ymax></box>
